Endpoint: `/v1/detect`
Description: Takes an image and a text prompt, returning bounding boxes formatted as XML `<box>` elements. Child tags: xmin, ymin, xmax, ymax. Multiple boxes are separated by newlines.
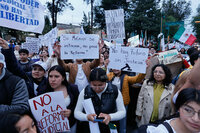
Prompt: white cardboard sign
<box><xmin>60</xmin><ymin>34</ymin><xmax>99</xmax><ymax>59</ymax></box>
<box><xmin>108</xmin><ymin>46</ymin><xmax>149</xmax><ymax>73</ymax></box>
<box><xmin>22</xmin><ymin>42</ymin><xmax>39</xmax><ymax>53</ymax></box>
<box><xmin>105</xmin><ymin>9</ymin><xmax>125</xmax><ymax>40</ymax></box>
<box><xmin>28</xmin><ymin>92</ymin><xmax>70</xmax><ymax>133</ymax></box>
<box><xmin>158</xmin><ymin>49</ymin><xmax>182</xmax><ymax>65</ymax></box>
<box><xmin>128</xmin><ymin>35</ymin><xmax>140</xmax><ymax>47</ymax></box>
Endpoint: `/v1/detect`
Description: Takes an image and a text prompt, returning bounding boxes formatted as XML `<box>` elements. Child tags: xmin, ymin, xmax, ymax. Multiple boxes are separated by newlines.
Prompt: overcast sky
<box><xmin>39</xmin><ymin>0</ymin><xmax>200</xmax><ymax>26</ymax></box>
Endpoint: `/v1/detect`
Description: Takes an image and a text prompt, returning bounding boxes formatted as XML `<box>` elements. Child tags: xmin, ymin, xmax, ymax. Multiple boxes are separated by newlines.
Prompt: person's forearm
<box><xmin>109</xmin><ymin>90</ymin><xmax>126</xmax><ymax>121</ymax></box>
<box><xmin>182</xmin><ymin>58</ymin><xmax>200</xmax><ymax>89</ymax></box>
<box><xmin>74</xmin><ymin>90</ymin><xmax>88</xmax><ymax>121</ymax></box>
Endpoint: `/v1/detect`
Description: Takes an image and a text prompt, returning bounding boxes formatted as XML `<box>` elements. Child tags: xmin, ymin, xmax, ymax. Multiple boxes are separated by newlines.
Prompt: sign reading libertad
<box><xmin>0</xmin><ymin>0</ymin><xmax>45</xmax><ymax>33</ymax></box>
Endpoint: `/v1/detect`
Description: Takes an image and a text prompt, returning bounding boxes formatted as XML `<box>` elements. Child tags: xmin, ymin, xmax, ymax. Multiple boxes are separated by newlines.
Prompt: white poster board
<box><xmin>128</xmin><ymin>35</ymin><xmax>140</xmax><ymax>47</ymax></box>
<box><xmin>158</xmin><ymin>49</ymin><xmax>182</xmax><ymax>65</ymax></box>
<box><xmin>43</xmin><ymin>27</ymin><xmax>58</xmax><ymax>46</ymax></box>
<box><xmin>60</xmin><ymin>34</ymin><xmax>99</xmax><ymax>59</ymax></box>
<box><xmin>29</xmin><ymin>92</ymin><xmax>70</xmax><ymax>133</ymax></box>
<box><xmin>0</xmin><ymin>0</ymin><xmax>44</xmax><ymax>33</ymax></box>
<box><xmin>108</xmin><ymin>46</ymin><xmax>149</xmax><ymax>73</ymax></box>
<box><xmin>105</xmin><ymin>9</ymin><xmax>125</xmax><ymax>40</ymax></box>
<box><xmin>22</xmin><ymin>42</ymin><xmax>39</xmax><ymax>53</ymax></box>
<box><xmin>26</xmin><ymin>37</ymin><xmax>40</xmax><ymax>43</ymax></box>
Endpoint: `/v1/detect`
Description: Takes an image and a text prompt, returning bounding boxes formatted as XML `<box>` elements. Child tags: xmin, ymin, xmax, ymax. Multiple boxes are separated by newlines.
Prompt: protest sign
<box><xmin>105</xmin><ymin>9</ymin><xmax>125</xmax><ymax>40</ymax></box>
<box><xmin>22</xmin><ymin>42</ymin><xmax>39</xmax><ymax>53</ymax></box>
<box><xmin>108</xmin><ymin>46</ymin><xmax>149</xmax><ymax>73</ymax></box>
<box><xmin>0</xmin><ymin>0</ymin><xmax>44</xmax><ymax>33</ymax></box>
<box><xmin>43</xmin><ymin>27</ymin><xmax>58</xmax><ymax>46</ymax></box>
<box><xmin>60</xmin><ymin>34</ymin><xmax>99</xmax><ymax>59</ymax></box>
<box><xmin>128</xmin><ymin>35</ymin><xmax>140</xmax><ymax>47</ymax></box>
<box><xmin>158</xmin><ymin>49</ymin><xmax>182</xmax><ymax>65</ymax></box>
<box><xmin>26</xmin><ymin>37</ymin><xmax>39</xmax><ymax>43</ymax></box>
<box><xmin>29</xmin><ymin>91</ymin><xmax>70</xmax><ymax>133</ymax></box>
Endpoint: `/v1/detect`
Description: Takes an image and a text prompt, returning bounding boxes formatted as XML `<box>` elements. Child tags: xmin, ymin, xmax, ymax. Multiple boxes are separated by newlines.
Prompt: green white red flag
<box><xmin>173</xmin><ymin>26</ymin><xmax>196</xmax><ymax>46</ymax></box>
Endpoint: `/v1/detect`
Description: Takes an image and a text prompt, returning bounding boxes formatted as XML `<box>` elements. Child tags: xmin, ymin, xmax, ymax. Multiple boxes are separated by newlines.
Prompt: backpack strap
<box><xmin>162</xmin><ymin>122</ymin><xmax>174</xmax><ymax>133</ymax></box>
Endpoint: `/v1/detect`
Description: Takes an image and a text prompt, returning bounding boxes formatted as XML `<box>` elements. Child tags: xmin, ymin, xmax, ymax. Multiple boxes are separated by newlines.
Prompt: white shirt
<box><xmin>33</xmin><ymin>83</ymin><xmax>38</xmax><ymax>96</ymax></box>
<box><xmin>75</xmin><ymin>64</ymin><xmax>89</xmax><ymax>92</ymax></box>
<box><xmin>112</xmin><ymin>77</ymin><xmax>121</xmax><ymax>90</ymax></box>
<box><xmin>74</xmin><ymin>84</ymin><xmax>126</xmax><ymax>121</ymax></box>
<box><xmin>64</xmin><ymin>96</ymin><xmax>71</xmax><ymax>107</ymax></box>
<box><xmin>147</xmin><ymin>119</ymin><xmax>176</xmax><ymax>133</ymax></box>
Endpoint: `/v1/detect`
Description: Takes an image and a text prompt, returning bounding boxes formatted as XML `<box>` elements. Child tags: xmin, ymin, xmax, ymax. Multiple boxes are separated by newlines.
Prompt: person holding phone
<box><xmin>74</xmin><ymin>68</ymin><xmax>126</xmax><ymax>133</ymax></box>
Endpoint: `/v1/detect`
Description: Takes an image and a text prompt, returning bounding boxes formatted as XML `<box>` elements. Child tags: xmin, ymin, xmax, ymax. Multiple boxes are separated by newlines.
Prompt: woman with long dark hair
<box><xmin>47</xmin><ymin>65</ymin><xmax>79</xmax><ymax>133</ymax></box>
<box><xmin>136</xmin><ymin>64</ymin><xmax>174</xmax><ymax>127</ymax></box>
<box><xmin>147</xmin><ymin>88</ymin><xmax>200</xmax><ymax>133</ymax></box>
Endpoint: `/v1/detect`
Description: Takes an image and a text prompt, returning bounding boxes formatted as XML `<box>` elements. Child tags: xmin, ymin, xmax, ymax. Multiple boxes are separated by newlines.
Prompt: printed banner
<box><xmin>108</xmin><ymin>46</ymin><xmax>149</xmax><ymax>73</ymax></box>
<box><xmin>60</xmin><ymin>34</ymin><xmax>99</xmax><ymax>59</ymax></box>
<box><xmin>105</xmin><ymin>9</ymin><xmax>125</xmax><ymax>40</ymax></box>
<box><xmin>28</xmin><ymin>92</ymin><xmax>70</xmax><ymax>133</ymax></box>
<box><xmin>158</xmin><ymin>49</ymin><xmax>182</xmax><ymax>65</ymax></box>
<box><xmin>0</xmin><ymin>0</ymin><xmax>45</xmax><ymax>33</ymax></box>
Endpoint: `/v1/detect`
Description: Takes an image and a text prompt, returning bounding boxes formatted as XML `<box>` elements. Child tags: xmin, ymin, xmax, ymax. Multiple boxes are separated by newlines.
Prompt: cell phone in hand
<box><xmin>94</xmin><ymin>117</ymin><xmax>104</xmax><ymax>122</ymax></box>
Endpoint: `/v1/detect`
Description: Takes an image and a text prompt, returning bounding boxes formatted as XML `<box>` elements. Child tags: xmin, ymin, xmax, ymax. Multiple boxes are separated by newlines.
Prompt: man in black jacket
<box><xmin>0</xmin><ymin>52</ymin><xmax>29</xmax><ymax>115</ymax></box>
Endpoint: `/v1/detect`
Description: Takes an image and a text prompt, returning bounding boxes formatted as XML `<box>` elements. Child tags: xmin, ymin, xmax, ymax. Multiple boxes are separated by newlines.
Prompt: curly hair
<box><xmin>147</xmin><ymin>64</ymin><xmax>172</xmax><ymax>87</ymax></box>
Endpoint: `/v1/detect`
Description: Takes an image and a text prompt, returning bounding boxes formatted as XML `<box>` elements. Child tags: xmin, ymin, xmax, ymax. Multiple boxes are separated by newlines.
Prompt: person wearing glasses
<box><xmin>147</xmin><ymin>88</ymin><xmax>200</xmax><ymax>133</ymax></box>
<box><xmin>74</xmin><ymin>68</ymin><xmax>126</xmax><ymax>133</ymax></box>
<box><xmin>136</xmin><ymin>64</ymin><xmax>174</xmax><ymax>127</ymax></box>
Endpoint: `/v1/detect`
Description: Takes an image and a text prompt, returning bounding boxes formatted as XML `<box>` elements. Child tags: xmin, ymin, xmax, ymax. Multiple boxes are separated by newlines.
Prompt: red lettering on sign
<box><xmin>33</xmin><ymin>94</ymin><xmax>52</xmax><ymax>110</ymax></box>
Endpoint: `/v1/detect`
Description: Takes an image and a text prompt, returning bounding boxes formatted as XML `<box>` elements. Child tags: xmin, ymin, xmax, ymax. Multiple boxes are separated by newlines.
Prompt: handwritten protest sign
<box><xmin>158</xmin><ymin>49</ymin><xmax>182</xmax><ymax>65</ymax></box>
<box><xmin>0</xmin><ymin>0</ymin><xmax>44</xmax><ymax>33</ymax></box>
<box><xmin>26</xmin><ymin>37</ymin><xmax>40</xmax><ymax>43</ymax></box>
<box><xmin>41</xmin><ymin>27</ymin><xmax>58</xmax><ymax>46</ymax></box>
<box><xmin>22</xmin><ymin>42</ymin><xmax>39</xmax><ymax>53</ymax></box>
<box><xmin>60</xmin><ymin>34</ymin><xmax>99</xmax><ymax>59</ymax></box>
<box><xmin>128</xmin><ymin>35</ymin><xmax>140</xmax><ymax>47</ymax></box>
<box><xmin>29</xmin><ymin>91</ymin><xmax>70</xmax><ymax>133</ymax></box>
<box><xmin>108</xmin><ymin>46</ymin><xmax>149</xmax><ymax>73</ymax></box>
<box><xmin>105</xmin><ymin>9</ymin><xmax>125</xmax><ymax>40</ymax></box>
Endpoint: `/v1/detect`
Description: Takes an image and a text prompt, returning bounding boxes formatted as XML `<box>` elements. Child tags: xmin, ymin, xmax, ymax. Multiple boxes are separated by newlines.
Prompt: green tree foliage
<box><xmin>81</xmin><ymin>12</ymin><xmax>90</xmax><ymax>34</ymax></box>
<box><xmin>127</xmin><ymin>0</ymin><xmax>161</xmax><ymax>38</ymax></box>
<box><xmin>46</xmin><ymin>0</ymin><xmax>74</xmax><ymax>28</ymax></box>
<box><xmin>162</xmin><ymin>0</ymin><xmax>191</xmax><ymax>21</ymax></box>
<box><xmin>42</xmin><ymin>16</ymin><xmax>52</xmax><ymax>35</ymax></box>
<box><xmin>162</xmin><ymin>0</ymin><xmax>191</xmax><ymax>39</ymax></box>
<box><xmin>192</xmin><ymin>5</ymin><xmax>200</xmax><ymax>42</ymax></box>
<box><xmin>83</xmin><ymin>0</ymin><xmax>94</xmax><ymax>33</ymax></box>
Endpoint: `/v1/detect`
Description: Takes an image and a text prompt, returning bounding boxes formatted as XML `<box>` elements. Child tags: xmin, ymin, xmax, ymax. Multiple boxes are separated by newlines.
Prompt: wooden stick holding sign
<box><xmin>28</xmin><ymin>91</ymin><xmax>70</xmax><ymax>133</ymax></box>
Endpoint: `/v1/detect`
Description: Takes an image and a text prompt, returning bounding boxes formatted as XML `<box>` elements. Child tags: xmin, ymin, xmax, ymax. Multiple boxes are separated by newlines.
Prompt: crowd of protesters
<box><xmin>0</xmin><ymin>36</ymin><xmax>200</xmax><ymax>133</ymax></box>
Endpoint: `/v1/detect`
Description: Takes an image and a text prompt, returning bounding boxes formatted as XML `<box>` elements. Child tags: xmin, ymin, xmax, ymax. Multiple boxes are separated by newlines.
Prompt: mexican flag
<box><xmin>173</xmin><ymin>26</ymin><xmax>196</xmax><ymax>46</ymax></box>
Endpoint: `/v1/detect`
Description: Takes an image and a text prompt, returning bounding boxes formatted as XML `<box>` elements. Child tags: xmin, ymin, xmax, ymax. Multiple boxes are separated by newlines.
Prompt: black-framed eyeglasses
<box><xmin>181</xmin><ymin>104</ymin><xmax>200</xmax><ymax>119</ymax></box>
